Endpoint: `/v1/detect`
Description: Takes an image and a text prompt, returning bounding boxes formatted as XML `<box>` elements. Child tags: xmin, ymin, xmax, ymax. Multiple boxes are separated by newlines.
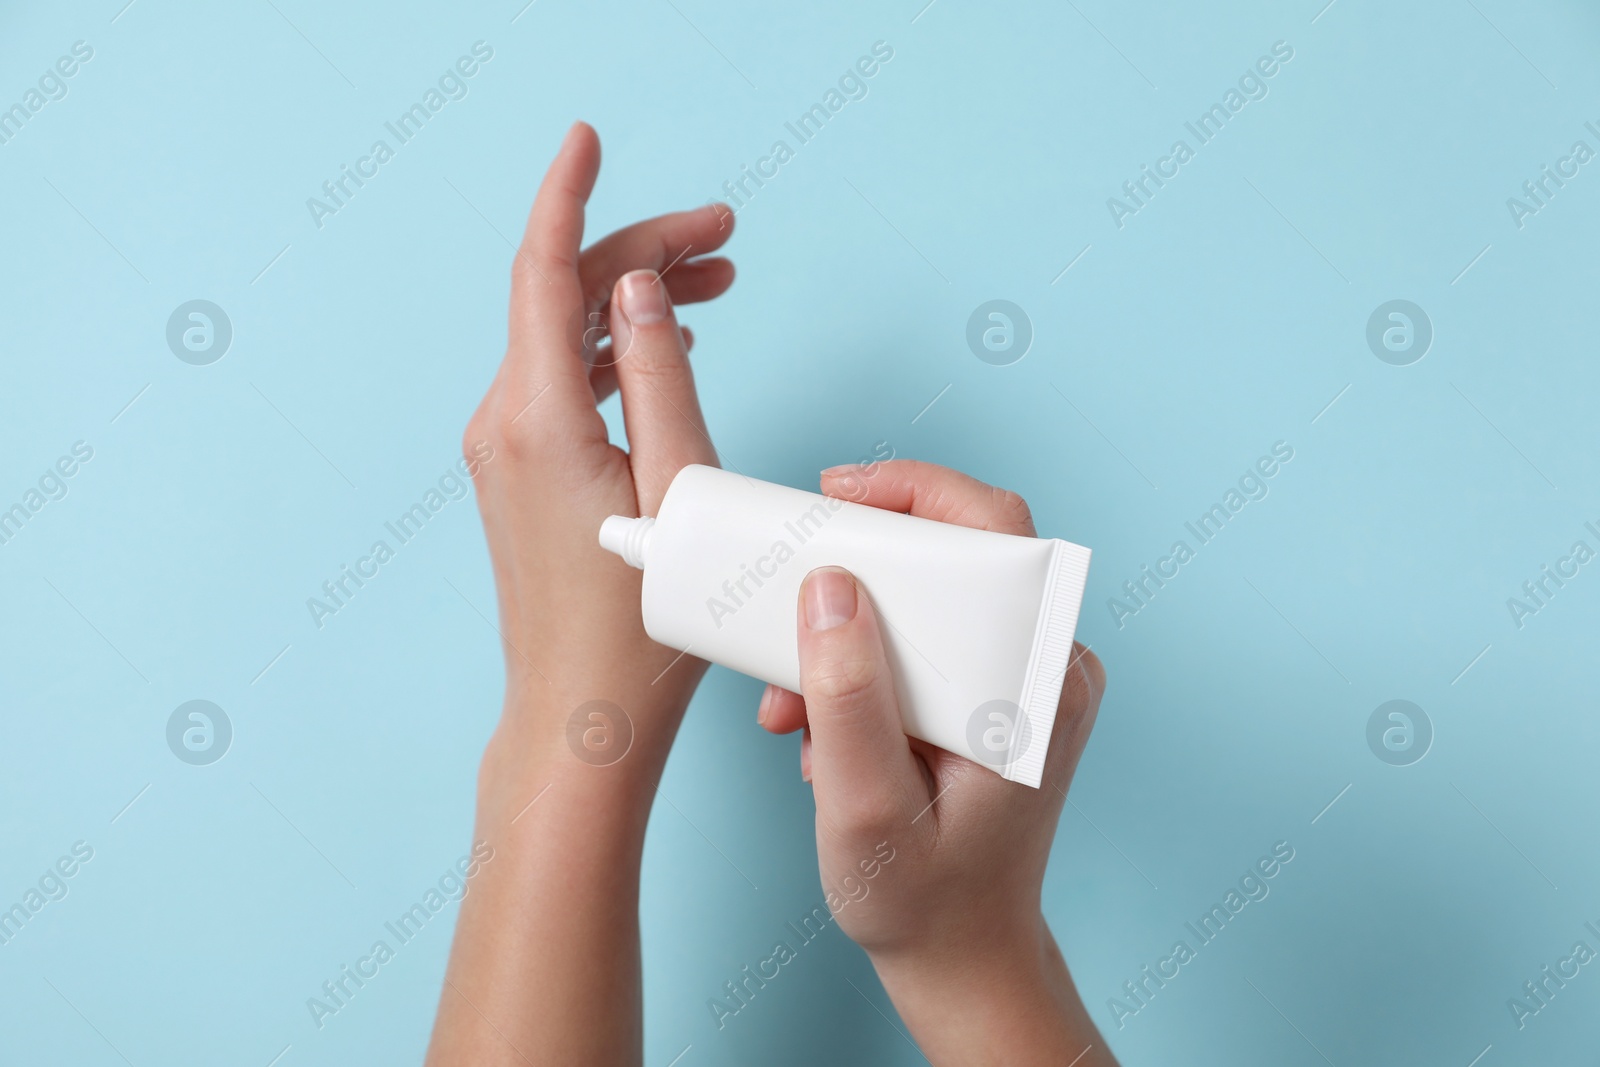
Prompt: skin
<box><xmin>761</xmin><ymin>461</ymin><xmax>1116</xmax><ymax>1066</ymax></box>
<box><xmin>425</xmin><ymin>122</ymin><xmax>1117</xmax><ymax>1066</ymax></box>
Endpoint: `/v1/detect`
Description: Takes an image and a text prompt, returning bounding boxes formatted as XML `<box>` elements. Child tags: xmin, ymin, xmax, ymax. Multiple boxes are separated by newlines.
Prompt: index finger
<box><xmin>821</xmin><ymin>459</ymin><xmax>1037</xmax><ymax>536</ymax></box>
<box><xmin>502</xmin><ymin>122</ymin><xmax>604</xmax><ymax>436</ymax></box>
<box><xmin>578</xmin><ymin>204</ymin><xmax>735</xmax><ymax>313</ymax></box>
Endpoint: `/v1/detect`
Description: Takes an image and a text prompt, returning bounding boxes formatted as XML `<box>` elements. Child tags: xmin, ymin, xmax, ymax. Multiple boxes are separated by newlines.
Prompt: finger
<box><xmin>505</xmin><ymin>122</ymin><xmax>604</xmax><ymax>434</ymax></box>
<box><xmin>578</xmin><ymin>204</ymin><xmax>735</xmax><ymax>309</ymax></box>
<box><xmin>658</xmin><ymin>258</ymin><xmax>735</xmax><ymax>306</ymax></box>
<box><xmin>579</xmin><ymin>263</ymin><xmax>728</xmax><ymax>384</ymax></box>
<box><xmin>821</xmin><ymin>459</ymin><xmax>1036</xmax><ymax>536</ymax></box>
<box><xmin>1073</xmin><ymin>641</ymin><xmax>1107</xmax><ymax>700</ymax></box>
<box><xmin>801</xmin><ymin>727</ymin><xmax>812</xmax><ymax>783</ymax></box>
<box><xmin>1044</xmin><ymin>644</ymin><xmax>1106</xmax><ymax>781</ymax></box>
<box><xmin>610</xmin><ymin>269</ymin><xmax>717</xmax><ymax>513</ymax></box>
<box><xmin>521</xmin><ymin>123</ymin><xmax>599</xmax><ymax>284</ymax></box>
<box><xmin>797</xmin><ymin>567</ymin><xmax>927</xmax><ymax>831</ymax></box>
<box><xmin>587</xmin><ymin>326</ymin><xmax>692</xmax><ymax>405</ymax></box>
<box><xmin>576</xmin><ymin>260</ymin><xmax>729</xmax><ymax>384</ymax></box>
<box><xmin>757</xmin><ymin>684</ymin><xmax>807</xmax><ymax>735</ymax></box>
<box><xmin>583</xmin><ymin>260</ymin><xmax>732</xmax><ymax>326</ymax></box>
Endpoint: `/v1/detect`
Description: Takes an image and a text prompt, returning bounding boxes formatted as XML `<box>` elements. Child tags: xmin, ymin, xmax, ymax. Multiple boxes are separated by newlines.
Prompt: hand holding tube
<box><xmin>761</xmin><ymin>462</ymin><xmax>1119</xmax><ymax>1066</ymax></box>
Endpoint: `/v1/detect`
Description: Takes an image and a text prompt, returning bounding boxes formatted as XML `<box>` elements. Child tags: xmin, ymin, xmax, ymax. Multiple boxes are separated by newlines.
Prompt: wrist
<box><xmin>493</xmin><ymin>676</ymin><xmax>691</xmax><ymax>770</ymax></box>
<box><xmin>869</xmin><ymin>918</ymin><xmax>1108</xmax><ymax>1066</ymax></box>
<box><xmin>475</xmin><ymin>696</ymin><xmax>673</xmax><ymax>834</ymax></box>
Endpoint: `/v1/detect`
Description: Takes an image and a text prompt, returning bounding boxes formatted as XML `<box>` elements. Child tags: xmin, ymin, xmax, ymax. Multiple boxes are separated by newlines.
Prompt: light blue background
<box><xmin>3</xmin><ymin>0</ymin><xmax>1597</xmax><ymax>1063</ymax></box>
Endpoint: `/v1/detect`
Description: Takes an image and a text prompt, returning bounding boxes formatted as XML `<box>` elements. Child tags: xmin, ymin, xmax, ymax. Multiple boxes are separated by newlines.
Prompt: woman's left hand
<box><xmin>464</xmin><ymin>122</ymin><xmax>735</xmax><ymax>790</ymax></box>
<box><xmin>428</xmin><ymin>123</ymin><xmax>736</xmax><ymax>1066</ymax></box>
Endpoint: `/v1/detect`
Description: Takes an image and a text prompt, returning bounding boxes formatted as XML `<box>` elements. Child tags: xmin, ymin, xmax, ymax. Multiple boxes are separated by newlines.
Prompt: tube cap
<box><xmin>598</xmin><ymin>515</ymin><xmax>654</xmax><ymax>569</ymax></box>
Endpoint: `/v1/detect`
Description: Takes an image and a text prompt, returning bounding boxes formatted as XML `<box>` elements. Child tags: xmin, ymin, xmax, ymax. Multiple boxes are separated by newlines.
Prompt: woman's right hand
<box><xmin>758</xmin><ymin>460</ymin><xmax>1118</xmax><ymax>1066</ymax></box>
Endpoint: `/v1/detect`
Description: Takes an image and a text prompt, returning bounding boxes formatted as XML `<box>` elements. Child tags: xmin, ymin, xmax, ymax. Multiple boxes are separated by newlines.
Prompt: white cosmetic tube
<box><xmin>598</xmin><ymin>465</ymin><xmax>1091</xmax><ymax>788</ymax></box>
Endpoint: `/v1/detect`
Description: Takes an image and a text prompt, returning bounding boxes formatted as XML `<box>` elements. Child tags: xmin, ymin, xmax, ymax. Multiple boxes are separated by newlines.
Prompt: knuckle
<box><xmin>463</xmin><ymin>409</ymin><xmax>499</xmax><ymax>465</ymax></box>
<box><xmin>989</xmin><ymin>486</ymin><xmax>1035</xmax><ymax>532</ymax></box>
<box><xmin>460</xmin><ymin>428</ymin><xmax>486</xmax><ymax>468</ymax></box>
<box><xmin>490</xmin><ymin>401</ymin><xmax>546</xmax><ymax>457</ymax></box>
<box><xmin>619</xmin><ymin>335</ymin><xmax>686</xmax><ymax>377</ymax></box>
<box><xmin>510</xmin><ymin>247</ymin><xmax>570</xmax><ymax>290</ymax></box>
<box><xmin>820</xmin><ymin>788</ymin><xmax>900</xmax><ymax>842</ymax></box>
<box><xmin>495</xmin><ymin>421</ymin><xmax>539</xmax><ymax>460</ymax></box>
<box><xmin>509</xmin><ymin>253</ymin><xmax>538</xmax><ymax>290</ymax></box>
<box><xmin>806</xmin><ymin>653</ymin><xmax>882</xmax><ymax>713</ymax></box>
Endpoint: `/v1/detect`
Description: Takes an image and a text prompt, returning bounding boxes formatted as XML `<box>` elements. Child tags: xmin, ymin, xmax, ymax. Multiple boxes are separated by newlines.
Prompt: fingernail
<box><xmin>819</xmin><ymin>465</ymin><xmax>853</xmax><ymax>479</ymax></box>
<box><xmin>804</xmin><ymin>568</ymin><xmax>857</xmax><ymax>631</ymax></box>
<box><xmin>757</xmin><ymin>686</ymin><xmax>772</xmax><ymax>726</ymax></box>
<box><xmin>618</xmin><ymin>270</ymin><xmax>668</xmax><ymax>325</ymax></box>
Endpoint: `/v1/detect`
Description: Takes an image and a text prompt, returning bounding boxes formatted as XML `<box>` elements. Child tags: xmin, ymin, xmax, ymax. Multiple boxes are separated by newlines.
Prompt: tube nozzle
<box><xmin>598</xmin><ymin>515</ymin><xmax>654</xmax><ymax>569</ymax></box>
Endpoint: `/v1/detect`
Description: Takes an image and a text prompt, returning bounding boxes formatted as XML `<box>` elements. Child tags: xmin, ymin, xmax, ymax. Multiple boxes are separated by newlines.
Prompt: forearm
<box><xmin>425</xmin><ymin>702</ymin><xmax>675</xmax><ymax>1066</ymax></box>
<box><xmin>871</xmin><ymin>918</ymin><xmax>1117</xmax><ymax>1067</ymax></box>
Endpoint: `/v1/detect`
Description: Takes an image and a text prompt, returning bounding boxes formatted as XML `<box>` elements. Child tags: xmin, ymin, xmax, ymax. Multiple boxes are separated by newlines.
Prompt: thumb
<box><xmin>797</xmin><ymin>568</ymin><xmax>928</xmax><ymax>832</ymax></box>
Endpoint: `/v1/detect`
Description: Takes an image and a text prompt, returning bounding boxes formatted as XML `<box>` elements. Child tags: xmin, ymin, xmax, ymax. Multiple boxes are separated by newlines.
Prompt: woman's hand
<box><xmin>464</xmin><ymin>121</ymin><xmax>734</xmax><ymax>786</ymax></box>
<box><xmin>427</xmin><ymin>122</ymin><xmax>735</xmax><ymax>1067</ymax></box>
<box><xmin>758</xmin><ymin>460</ymin><xmax>1118</xmax><ymax>1066</ymax></box>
